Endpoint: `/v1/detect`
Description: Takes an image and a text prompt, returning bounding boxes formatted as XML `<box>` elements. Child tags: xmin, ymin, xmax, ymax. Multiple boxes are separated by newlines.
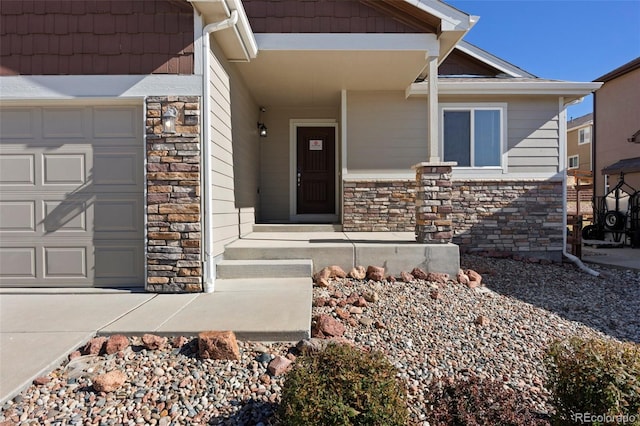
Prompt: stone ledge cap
<box><xmin>412</xmin><ymin>161</ymin><xmax>458</xmax><ymax>169</ymax></box>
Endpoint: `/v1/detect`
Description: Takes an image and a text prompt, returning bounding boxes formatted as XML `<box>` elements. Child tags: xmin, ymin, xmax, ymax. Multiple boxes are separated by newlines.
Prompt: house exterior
<box><xmin>566</xmin><ymin>113</ymin><xmax>593</xmax><ymax>216</ymax></box>
<box><xmin>0</xmin><ymin>0</ymin><xmax>601</xmax><ymax>291</ymax></box>
<box><xmin>593</xmin><ymin>57</ymin><xmax>640</xmax><ymax>197</ymax></box>
<box><xmin>567</xmin><ymin>113</ymin><xmax>593</xmax><ymax>172</ymax></box>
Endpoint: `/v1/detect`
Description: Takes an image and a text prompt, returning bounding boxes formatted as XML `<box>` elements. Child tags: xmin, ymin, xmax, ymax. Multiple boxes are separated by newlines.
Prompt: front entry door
<box><xmin>296</xmin><ymin>127</ymin><xmax>336</xmax><ymax>215</ymax></box>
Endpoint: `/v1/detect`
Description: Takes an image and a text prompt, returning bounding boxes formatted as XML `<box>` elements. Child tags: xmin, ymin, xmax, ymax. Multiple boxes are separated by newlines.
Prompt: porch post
<box><xmin>426</xmin><ymin>56</ymin><xmax>440</xmax><ymax>162</ymax></box>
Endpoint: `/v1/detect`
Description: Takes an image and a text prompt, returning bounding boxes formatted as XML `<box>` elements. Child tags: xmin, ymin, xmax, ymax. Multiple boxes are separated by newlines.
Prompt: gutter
<box><xmin>201</xmin><ymin>9</ymin><xmax>239</xmax><ymax>293</ymax></box>
<box><xmin>559</xmin><ymin>98</ymin><xmax>600</xmax><ymax>277</ymax></box>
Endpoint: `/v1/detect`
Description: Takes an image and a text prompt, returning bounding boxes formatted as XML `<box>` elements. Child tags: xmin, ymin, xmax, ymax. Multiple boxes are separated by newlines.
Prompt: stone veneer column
<box><xmin>413</xmin><ymin>162</ymin><xmax>456</xmax><ymax>244</ymax></box>
<box><xmin>145</xmin><ymin>96</ymin><xmax>202</xmax><ymax>293</ymax></box>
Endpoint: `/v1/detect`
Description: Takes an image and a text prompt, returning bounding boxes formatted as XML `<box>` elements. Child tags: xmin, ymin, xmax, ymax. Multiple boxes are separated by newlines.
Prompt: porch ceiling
<box><xmin>235</xmin><ymin>34</ymin><xmax>438</xmax><ymax>107</ymax></box>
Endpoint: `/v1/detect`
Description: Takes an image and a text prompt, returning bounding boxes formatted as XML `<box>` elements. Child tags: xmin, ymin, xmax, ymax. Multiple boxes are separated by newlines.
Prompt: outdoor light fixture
<box><xmin>163</xmin><ymin>106</ymin><xmax>178</xmax><ymax>134</ymax></box>
<box><xmin>257</xmin><ymin>106</ymin><xmax>267</xmax><ymax>137</ymax></box>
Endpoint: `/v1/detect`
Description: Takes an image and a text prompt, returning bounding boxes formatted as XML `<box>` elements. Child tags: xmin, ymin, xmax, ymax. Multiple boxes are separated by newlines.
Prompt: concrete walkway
<box><xmin>582</xmin><ymin>246</ymin><xmax>640</xmax><ymax>271</ymax></box>
<box><xmin>0</xmin><ymin>277</ymin><xmax>311</xmax><ymax>406</ymax></box>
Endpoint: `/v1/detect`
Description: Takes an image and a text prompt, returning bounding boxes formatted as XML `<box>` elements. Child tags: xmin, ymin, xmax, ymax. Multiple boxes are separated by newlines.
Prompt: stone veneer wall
<box><xmin>451</xmin><ymin>180</ymin><xmax>564</xmax><ymax>261</ymax></box>
<box><xmin>414</xmin><ymin>163</ymin><xmax>455</xmax><ymax>244</ymax></box>
<box><xmin>342</xmin><ymin>180</ymin><xmax>415</xmax><ymax>231</ymax></box>
<box><xmin>145</xmin><ymin>96</ymin><xmax>202</xmax><ymax>292</ymax></box>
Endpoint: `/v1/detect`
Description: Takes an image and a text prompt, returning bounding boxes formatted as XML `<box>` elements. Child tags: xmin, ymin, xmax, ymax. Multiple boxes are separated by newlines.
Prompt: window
<box><xmin>578</xmin><ymin>127</ymin><xmax>590</xmax><ymax>144</ymax></box>
<box><xmin>568</xmin><ymin>155</ymin><xmax>579</xmax><ymax>169</ymax></box>
<box><xmin>441</xmin><ymin>105</ymin><xmax>504</xmax><ymax>168</ymax></box>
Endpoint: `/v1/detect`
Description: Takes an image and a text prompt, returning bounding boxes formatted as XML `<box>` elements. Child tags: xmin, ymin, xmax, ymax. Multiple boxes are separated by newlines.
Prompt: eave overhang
<box><xmin>188</xmin><ymin>0</ymin><xmax>258</xmax><ymax>61</ymax></box>
<box><xmin>407</xmin><ymin>80</ymin><xmax>603</xmax><ymax>104</ymax></box>
<box><xmin>236</xmin><ymin>33</ymin><xmax>440</xmax><ymax>107</ymax></box>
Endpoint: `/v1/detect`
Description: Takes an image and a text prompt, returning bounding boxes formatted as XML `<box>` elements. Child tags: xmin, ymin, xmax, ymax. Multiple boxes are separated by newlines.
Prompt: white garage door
<box><xmin>0</xmin><ymin>104</ymin><xmax>144</xmax><ymax>288</ymax></box>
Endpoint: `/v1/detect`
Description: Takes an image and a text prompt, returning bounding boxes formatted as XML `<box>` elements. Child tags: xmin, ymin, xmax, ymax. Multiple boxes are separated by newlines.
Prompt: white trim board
<box><xmin>256</xmin><ymin>33</ymin><xmax>439</xmax><ymax>55</ymax></box>
<box><xmin>0</xmin><ymin>75</ymin><xmax>202</xmax><ymax>99</ymax></box>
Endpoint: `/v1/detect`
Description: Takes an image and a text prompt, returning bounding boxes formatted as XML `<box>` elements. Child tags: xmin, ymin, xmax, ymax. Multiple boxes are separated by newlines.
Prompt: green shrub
<box><xmin>545</xmin><ymin>336</ymin><xmax>640</xmax><ymax>425</ymax></box>
<box><xmin>425</xmin><ymin>376</ymin><xmax>550</xmax><ymax>426</ymax></box>
<box><xmin>277</xmin><ymin>343</ymin><xmax>408</xmax><ymax>425</ymax></box>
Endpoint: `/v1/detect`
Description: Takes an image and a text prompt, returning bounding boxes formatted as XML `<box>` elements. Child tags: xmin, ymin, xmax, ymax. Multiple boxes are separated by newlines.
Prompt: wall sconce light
<box><xmin>163</xmin><ymin>106</ymin><xmax>178</xmax><ymax>134</ymax></box>
<box><xmin>257</xmin><ymin>106</ymin><xmax>267</xmax><ymax>137</ymax></box>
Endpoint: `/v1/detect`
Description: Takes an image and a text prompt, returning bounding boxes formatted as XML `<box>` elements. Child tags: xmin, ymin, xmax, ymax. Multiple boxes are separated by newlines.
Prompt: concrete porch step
<box><xmin>253</xmin><ymin>224</ymin><xmax>342</xmax><ymax>232</ymax></box>
<box><xmin>216</xmin><ymin>259</ymin><xmax>313</xmax><ymax>279</ymax></box>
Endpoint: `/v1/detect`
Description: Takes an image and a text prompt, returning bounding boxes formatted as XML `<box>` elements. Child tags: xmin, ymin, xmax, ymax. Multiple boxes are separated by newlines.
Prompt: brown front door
<box><xmin>296</xmin><ymin>126</ymin><xmax>336</xmax><ymax>215</ymax></box>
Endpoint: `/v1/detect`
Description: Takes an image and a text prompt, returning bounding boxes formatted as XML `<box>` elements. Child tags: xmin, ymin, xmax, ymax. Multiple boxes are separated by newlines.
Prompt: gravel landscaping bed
<box><xmin>1</xmin><ymin>255</ymin><xmax>638</xmax><ymax>425</ymax></box>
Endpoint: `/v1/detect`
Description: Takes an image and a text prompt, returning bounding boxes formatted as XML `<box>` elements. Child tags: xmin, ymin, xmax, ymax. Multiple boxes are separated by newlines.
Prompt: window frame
<box><xmin>439</xmin><ymin>103</ymin><xmax>508</xmax><ymax>172</ymax></box>
<box><xmin>568</xmin><ymin>154</ymin><xmax>579</xmax><ymax>169</ymax></box>
<box><xmin>578</xmin><ymin>127</ymin><xmax>591</xmax><ymax>145</ymax></box>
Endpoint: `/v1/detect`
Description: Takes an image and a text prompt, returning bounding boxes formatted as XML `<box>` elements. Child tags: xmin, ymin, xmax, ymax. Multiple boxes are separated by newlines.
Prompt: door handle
<box><xmin>297</xmin><ymin>171</ymin><xmax>302</xmax><ymax>187</ymax></box>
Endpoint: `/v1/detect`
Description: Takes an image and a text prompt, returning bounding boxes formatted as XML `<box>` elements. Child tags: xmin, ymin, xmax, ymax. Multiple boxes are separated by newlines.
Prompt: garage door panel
<box><xmin>93</xmin><ymin>107</ymin><xmax>139</xmax><ymax>139</ymax></box>
<box><xmin>93</xmin><ymin>149</ymin><xmax>142</xmax><ymax>188</ymax></box>
<box><xmin>94</xmin><ymin>196</ymin><xmax>142</xmax><ymax>235</ymax></box>
<box><xmin>0</xmin><ymin>201</ymin><xmax>36</xmax><ymax>232</ymax></box>
<box><xmin>43</xmin><ymin>199</ymin><xmax>88</xmax><ymax>233</ymax></box>
<box><xmin>0</xmin><ymin>154</ymin><xmax>35</xmax><ymax>185</ymax></box>
<box><xmin>43</xmin><ymin>153</ymin><xmax>87</xmax><ymax>185</ymax></box>
<box><xmin>95</xmin><ymin>243</ymin><xmax>143</xmax><ymax>279</ymax></box>
<box><xmin>42</xmin><ymin>108</ymin><xmax>87</xmax><ymax>139</ymax></box>
<box><xmin>0</xmin><ymin>108</ymin><xmax>36</xmax><ymax>139</ymax></box>
<box><xmin>0</xmin><ymin>104</ymin><xmax>144</xmax><ymax>288</ymax></box>
<box><xmin>44</xmin><ymin>246</ymin><xmax>88</xmax><ymax>278</ymax></box>
<box><xmin>0</xmin><ymin>248</ymin><xmax>36</xmax><ymax>278</ymax></box>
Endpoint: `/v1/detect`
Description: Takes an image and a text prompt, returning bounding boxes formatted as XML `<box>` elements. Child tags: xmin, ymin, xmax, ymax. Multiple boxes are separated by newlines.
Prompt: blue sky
<box><xmin>447</xmin><ymin>0</ymin><xmax>640</xmax><ymax>121</ymax></box>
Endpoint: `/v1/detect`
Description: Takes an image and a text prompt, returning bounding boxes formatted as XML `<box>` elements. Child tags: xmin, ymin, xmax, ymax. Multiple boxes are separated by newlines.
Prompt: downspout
<box><xmin>560</xmin><ymin>97</ymin><xmax>600</xmax><ymax>277</ymax></box>
<box><xmin>202</xmin><ymin>9</ymin><xmax>239</xmax><ymax>293</ymax></box>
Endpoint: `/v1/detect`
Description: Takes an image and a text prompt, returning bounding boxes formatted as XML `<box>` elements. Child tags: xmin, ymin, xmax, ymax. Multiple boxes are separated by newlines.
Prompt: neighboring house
<box><xmin>593</xmin><ymin>57</ymin><xmax>640</xmax><ymax>197</ymax></box>
<box><xmin>566</xmin><ymin>113</ymin><xmax>594</xmax><ymax>216</ymax></box>
<box><xmin>567</xmin><ymin>113</ymin><xmax>593</xmax><ymax>172</ymax></box>
<box><xmin>0</xmin><ymin>0</ymin><xmax>600</xmax><ymax>291</ymax></box>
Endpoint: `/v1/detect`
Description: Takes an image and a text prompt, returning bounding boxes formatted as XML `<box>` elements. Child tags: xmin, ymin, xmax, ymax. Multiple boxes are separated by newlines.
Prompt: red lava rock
<box><xmin>430</xmin><ymin>290</ymin><xmax>441</xmax><ymax>300</ymax></box>
<box><xmin>286</xmin><ymin>353</ymin><xmax>297</xmax><ymax>362</ymax></box>
<box><xmin>313</xmin><ymin>297</ymin><xmax>329</xmax><ymax>307</ymax></box>
<box><xmin>327</xmin><ymin>299</ymin><xmax>338</xmax><ymax>307</ymax></box>
<box><xmin>92</xmin><ymin>370</ymin><xmax>126</xmax><ymax>392</ymax></box>
<box><xmin>475</xmin><ymin>315</ymin><xmax>490</xmax><ymax>326</ymax></box>
<box><xmin>33</xmin><ymin>376</ymin><xmax>50</xmax><ymax>386</ymax></box>
<box><xmin>426</xmin><ymin>272</ymin><xmax>449</xmax><ymax>284</ymax></box>
<box><xmin>366</xmin><ymin>265</ymin><xmax>385</xmax><ymax>281</ymax></box>
<box><xmin>456</xmin><ymin>269</ymin><xmax>470</xmax><ymax>285</ymax></box>
<box><xmin>315</xmin><ymin>277</ymin><xmax>331</xmax><ymax>288</ymax></box>
<box><xmin>345</xmin><ymin>293</ymin><xmax>359</xmax><ymax>305</ymax></box>
<box><xmin>335</xmin><ymin>307</ymin><xmax>351</xmax><ymax>320</ymax></box>
<box><xmin>337</xmin><ymin>299</ymin><xmax>348</xmax><ymax>308</ymax></box>
<box><xmin>386</xmin><ymin>275</ymin><xmax>397</xmax><ymax>283</ymax></box>
<box><xmin>259</xmin><ymin>374</ymin><xmax>271</xmax><ymax>384</ymax></box>
<box><xmin>267</xmin><ymin>355</ymin><xmax>293</xmax><ymax>376</ymax></box>
<box><xmin>400</xmin><ymin>271</ymin><xmax>414</xmax><ymax>282</ymax></box>
<box><xmin>330</xmin><ymin>290</ymin><xmax>344</xmax><ymax>299</ymax></box>
<box><xmin>466</xmin><ymin>269</ymin><xmax>482</xmax><ymax>287</ymax></box>
<box><xmin>411</xmin><ymin>267</ymin><xmax>428</xmax><ymax>280</ymax></box>
<box><xmin>315</xmin><ymin>265</ymin><xmax>347</xmax><ymax>284</ymax></box>
<box><xmin>353</xmin><ymin>296</ymin><xmax>368</xmax><ymax>307</ymax></box>
<box><xmin>198</xmin><ymin>330</ymin><xmax>240</xmax><ymax>360</ymax></box>
<box><xmin>172</xmin><ymin>336</ymin><xmax>189</xmax><ymax>348</ymax></box>
<box><xmin>327</xmin><ymin>265</ymin><xmax>347</xmax><ymax>278</ymax></box>
<box><xmin>348</xmin><ymin>266</ymin><xmax>366</xmax><ymax>280</ymax></box>
<box><xmin>313</xmin><ymin>314</ymin><xmax>346</xmax><ymax>338</ymax></box>
<box><xmin>68</xmin><ymin>350</ymin><xmax>82</xmax><ymax>361</ymax></box>
<box><xmin>83</xmin><ymin>336</ymin><xmax>107</xmax><ymax>355</ymax></box>
<box><xmin>347</xmin><ymin>318</ymin><xmax>358</xmax><ymax>327</ymax></box>
<box><xmin>142</xmin><ymin>334</ymin><xmax>167</xmax><ymax>351</ymax></box>
<box><xmin>104</xmin><ymin>335</ymin><xmax>129</xmax><ymax>355</ymax></box>
<box><xmin>374</xmin><ymin>320</ymin><xmax>386</xmax><ymax>329</ymax></box>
